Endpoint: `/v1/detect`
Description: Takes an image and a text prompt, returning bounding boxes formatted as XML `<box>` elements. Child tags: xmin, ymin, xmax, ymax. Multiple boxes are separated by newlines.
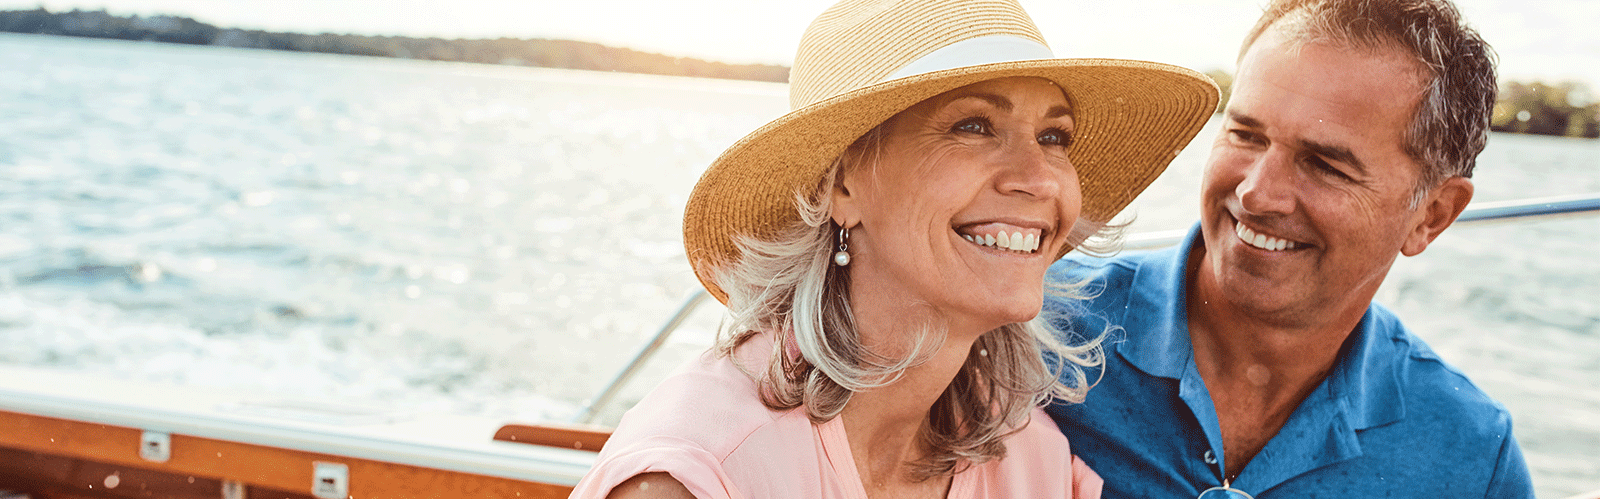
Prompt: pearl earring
<box><xmin>833</xmin><ymin>227</ymin><xmax>851</xmax><ymax>266</ymax></box>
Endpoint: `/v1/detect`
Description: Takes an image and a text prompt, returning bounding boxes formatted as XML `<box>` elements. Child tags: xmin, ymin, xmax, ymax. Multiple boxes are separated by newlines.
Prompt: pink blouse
<box><xmin>569</xmin><ymin>336</ymin><xmax>1102</xmax><ymax>499</ymax></box>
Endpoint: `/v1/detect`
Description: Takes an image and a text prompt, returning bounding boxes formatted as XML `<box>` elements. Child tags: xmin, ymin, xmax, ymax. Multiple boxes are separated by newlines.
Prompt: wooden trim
<box><xmin>0</xmin><ymin>410</ymin><xmax>574</xmax><ymax>499</ymax></box>
<box><xmin>494</xmin><ymin>423</ymin><xmax>611</xmax><ymax>452</ymax></box>
<box><xmin>0</xmin><ymin>446</ymin><xmax>310</xmax><ymax>499</ymax></box>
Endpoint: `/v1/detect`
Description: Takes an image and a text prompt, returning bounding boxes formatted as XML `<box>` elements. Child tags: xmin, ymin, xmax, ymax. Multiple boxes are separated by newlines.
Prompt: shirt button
<box><xmin>1203</xmin><ymin>450</ymin><xmax>1218</xmax><ymax>464</ymax></box>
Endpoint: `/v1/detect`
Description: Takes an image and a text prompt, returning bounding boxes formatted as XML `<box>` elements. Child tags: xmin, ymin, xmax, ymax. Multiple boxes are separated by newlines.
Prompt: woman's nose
<box><xmin>994</xmin><ymin>141</ymin><xmax>1065</xmax><ymax>200</ymax></box>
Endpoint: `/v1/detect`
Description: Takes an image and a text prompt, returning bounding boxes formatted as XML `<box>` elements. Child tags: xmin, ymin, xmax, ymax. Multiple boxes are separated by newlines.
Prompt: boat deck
<box><xmin>0</xmin><ymin>365</ymin><xmax>593</xmax><ymax>498</ymax></box>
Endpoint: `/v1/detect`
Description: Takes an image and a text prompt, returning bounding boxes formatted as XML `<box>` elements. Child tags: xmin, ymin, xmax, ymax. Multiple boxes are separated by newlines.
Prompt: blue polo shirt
<box><xmin>1045</xmin><ymin>224</ymin><xmax>1534</xmax><ymax>498</ymax></box>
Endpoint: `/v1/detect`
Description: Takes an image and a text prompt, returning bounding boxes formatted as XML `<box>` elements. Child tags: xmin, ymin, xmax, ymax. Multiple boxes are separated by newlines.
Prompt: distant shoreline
<box><xmin>0</xmin><ymin>7</ymin><xmax>789</xmax><ymax>83</ymax></box>
<box><xmin>4</xmin><ymin>7</ymin><xmax>1594</xmax><ymax>138</ymax></box>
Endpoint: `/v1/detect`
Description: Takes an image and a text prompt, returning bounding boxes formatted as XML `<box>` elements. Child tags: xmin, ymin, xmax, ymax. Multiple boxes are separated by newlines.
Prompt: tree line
<box><xmin>0</xmin><ymin>8</ymin><xmax>788</xmax><ymax>83</ymax></box>
<box><xmin>1490</xmin><ymin>81</ymin><xmax>1599</xmax><ymax>138</ymax></box>
<box><xmin>5</xmin><ymin>8</ymin><xmax>1595</xmax><ymax>138</ymax></box>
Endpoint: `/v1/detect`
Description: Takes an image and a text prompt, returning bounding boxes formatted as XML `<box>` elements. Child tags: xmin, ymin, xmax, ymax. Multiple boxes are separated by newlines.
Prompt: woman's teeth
<box><xmin>1235</xmin><ymin>223</ymin><xmax>1299</xmax><ymax>251</ymax></box>
<box><xmin>963</xmin><ymin>231</ymin><xmax>1039</xmax><ymax>253</ymax></box>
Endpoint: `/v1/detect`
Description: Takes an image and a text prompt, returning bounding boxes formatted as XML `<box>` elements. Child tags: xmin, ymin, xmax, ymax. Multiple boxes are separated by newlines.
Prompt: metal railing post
<box><xmin>574</xmin><ymin>289</ymin><xmax>711</xmax><ymax>424</ymax></box>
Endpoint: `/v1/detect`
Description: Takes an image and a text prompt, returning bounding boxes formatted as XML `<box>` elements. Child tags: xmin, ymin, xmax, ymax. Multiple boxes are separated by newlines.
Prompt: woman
<box><xmin>571</xmin><ymin>0</ymin><xmax>1216</xmax><ymax>497</ymax></box>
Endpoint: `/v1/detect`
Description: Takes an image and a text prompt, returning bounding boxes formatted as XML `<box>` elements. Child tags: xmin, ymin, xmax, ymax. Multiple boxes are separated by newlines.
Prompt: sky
<box><xmin>2</xmin><ymin>0</ymin><xmax>1596</xmax><ymax>89</ymax></box>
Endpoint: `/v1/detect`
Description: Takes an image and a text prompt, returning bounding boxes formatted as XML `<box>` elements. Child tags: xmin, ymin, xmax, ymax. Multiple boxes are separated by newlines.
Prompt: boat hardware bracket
<box><xmin>139</xmin><ymin>430</ymin><xmax>170</xmax><ymax>463</ymax></box>
<box><xmin>222</xmin><ymin>479</ymin><xmax>247</xmax><ymax>499</ymax></box>
<box><xmin>311</xmin><ymin>462</ymin><xmax>348</xmax><ymax>499</ymax></box>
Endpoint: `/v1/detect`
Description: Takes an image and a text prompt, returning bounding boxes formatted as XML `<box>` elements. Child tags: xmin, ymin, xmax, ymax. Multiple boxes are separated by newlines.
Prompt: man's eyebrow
<box><xmin>1226</xmin><ymin>109</ymin><xmax>1263</xmax><ymax>129</ymax></box>
<box><xmin>1299</xmin><ymin>139</ymin><xmax>1368</xmax><ymax>175</ymax></box>
<box><xmin>1227</xmin><ymin>110</ymin><xmax>1368</xmax><ymax>175</ymax></box>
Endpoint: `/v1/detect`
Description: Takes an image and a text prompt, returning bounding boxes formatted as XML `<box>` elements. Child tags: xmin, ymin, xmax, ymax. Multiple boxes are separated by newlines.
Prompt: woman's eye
<box><xmin>1039</xmin><ymin>128</ymin><xmax>1074</xmax><ymax>147</ymax></box>
<box><xmin>952</xmin><ymin>118</ymin><xmax>991</xmax><ymax>135</ymax></box>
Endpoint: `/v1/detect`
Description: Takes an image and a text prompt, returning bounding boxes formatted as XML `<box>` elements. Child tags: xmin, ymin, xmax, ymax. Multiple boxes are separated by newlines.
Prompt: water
<box><xmin>1</xmin><ymin>33</ymin><xmax>1595</xmax><ymax>496</ymax></box>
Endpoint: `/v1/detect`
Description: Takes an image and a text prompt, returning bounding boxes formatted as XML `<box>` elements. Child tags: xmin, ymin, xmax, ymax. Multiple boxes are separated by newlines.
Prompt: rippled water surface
<box><xmin>1</xmin><ymin>33</ymin><xmax>1595</xmax><ymax>496</ymax></box>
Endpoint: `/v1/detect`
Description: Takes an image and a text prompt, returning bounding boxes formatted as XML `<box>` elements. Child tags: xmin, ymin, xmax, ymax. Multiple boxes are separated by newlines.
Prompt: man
<box><xmin>1045</xmin><ymin>0</ymin><xmax>1534</xmax><ymax>496</ymax></box>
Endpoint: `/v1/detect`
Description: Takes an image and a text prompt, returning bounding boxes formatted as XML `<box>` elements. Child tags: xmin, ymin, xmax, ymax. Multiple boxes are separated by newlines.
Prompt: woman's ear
<box><xmin>1401</xmin><ymin>176</ymin><xmax>1473</xmax><ymax>257</ymax></box>
<box><xmin>829</xmin><ymin>125</ymin><xmax>886</xmax><ymax>229</ymax></box>
<box><xmin>830</xmin><ymin>176</ymin><xmax>860</xmax><ymax>228</ymax></box>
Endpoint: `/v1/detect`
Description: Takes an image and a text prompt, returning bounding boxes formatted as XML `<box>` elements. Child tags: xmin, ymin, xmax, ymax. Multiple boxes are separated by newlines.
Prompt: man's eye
<box><xmin>1227</xmin><ymin>129</ymin><xmax>1264</xmax><ymax>145</ymax></box>
<box><xmin>1307</xmin><ymin>156</ymin><xmax>1352</xmax><ymax>180</ymax></box>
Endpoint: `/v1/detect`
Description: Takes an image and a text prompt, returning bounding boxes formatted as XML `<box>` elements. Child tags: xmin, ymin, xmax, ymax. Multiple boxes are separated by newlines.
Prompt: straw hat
<box><xmin>684</xmin><ymin>0</ymin><xmax>1218</xmax><ymax>303</ymax></box>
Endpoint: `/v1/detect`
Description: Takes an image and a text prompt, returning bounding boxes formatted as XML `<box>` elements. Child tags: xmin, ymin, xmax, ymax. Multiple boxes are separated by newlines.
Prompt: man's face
<box><xmin>1197</xmin><ymin>26</ymin><xmax>1437</xmax><ymax>326</ymax></box>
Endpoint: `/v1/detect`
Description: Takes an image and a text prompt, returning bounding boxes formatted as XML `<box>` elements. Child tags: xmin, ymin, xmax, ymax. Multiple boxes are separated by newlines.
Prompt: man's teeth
<box><xmin>1235</xmin><ymin>223</ymin><xmax>1299</xmax><ymax>251</ymax></box>
<box><xmin>962</xmin><ymin>231</ymin><xmax>1039</xmax><ymax>253</ymax></box>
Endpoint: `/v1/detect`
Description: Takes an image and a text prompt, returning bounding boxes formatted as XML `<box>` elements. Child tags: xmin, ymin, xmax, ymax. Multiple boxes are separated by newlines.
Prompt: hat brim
<box><xmin>684</xmin><ymin>58</ymin><xmax>1219</xmax><ymax>303</ymax></box>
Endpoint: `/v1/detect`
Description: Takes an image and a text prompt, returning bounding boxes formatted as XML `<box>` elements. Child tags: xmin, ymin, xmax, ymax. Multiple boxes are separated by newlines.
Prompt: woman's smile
<box><xmin>956</xmin><ymin>222</ymin><xmax>1049</xmax><ymax>254</ymax></box>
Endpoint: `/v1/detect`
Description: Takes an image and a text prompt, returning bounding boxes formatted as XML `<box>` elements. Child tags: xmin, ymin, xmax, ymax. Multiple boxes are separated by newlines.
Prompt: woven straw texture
<box><xmin>791</xmin><ymin>0</ymin><xmax>1045</xmax><ymax>109</ymax></box>
<box><xmin>684</xmin><ymin>0</ymin><xmax>1219</xmax><ymax>303</ymax></box>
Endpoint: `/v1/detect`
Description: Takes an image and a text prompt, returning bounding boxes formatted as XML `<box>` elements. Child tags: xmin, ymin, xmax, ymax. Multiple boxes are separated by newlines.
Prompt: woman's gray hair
<box><xmin>712</xmin><ymin>126</ymin><xmax>1111</xmax><ymax>480</ymax></box>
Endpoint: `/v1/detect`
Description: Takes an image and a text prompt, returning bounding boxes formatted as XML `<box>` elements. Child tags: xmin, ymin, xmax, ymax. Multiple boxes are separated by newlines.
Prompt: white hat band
<box><xmin>883</xmin><ymin>35</ymin><xmax>1056</xmax><ymax>82</ymax></box>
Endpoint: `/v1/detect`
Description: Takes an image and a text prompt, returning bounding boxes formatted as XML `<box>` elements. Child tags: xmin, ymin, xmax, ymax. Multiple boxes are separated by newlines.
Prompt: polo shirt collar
<box><xmin>1113</xmin><ymin>224</ymin><xmax>1203</xmax><ymax>381</ymax></box>
<box><xmin>1333</xmin><ymin>307</ymin><xmax>1407</xmax><ymax>430</ymax></box>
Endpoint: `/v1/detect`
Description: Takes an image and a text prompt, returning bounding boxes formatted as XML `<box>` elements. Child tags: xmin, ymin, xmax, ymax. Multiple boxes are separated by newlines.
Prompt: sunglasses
<box><xmin>1197</xmin><ymin>480</ymin><xmax>1254</xmax><ymax>499</ymax></box>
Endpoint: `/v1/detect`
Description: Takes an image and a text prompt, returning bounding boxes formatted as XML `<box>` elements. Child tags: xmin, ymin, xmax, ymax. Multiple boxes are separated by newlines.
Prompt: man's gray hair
<box><xmin>1242</xmin><ymin>0</ymin><xmax>1497</xmax><ymax>206</ymax></box>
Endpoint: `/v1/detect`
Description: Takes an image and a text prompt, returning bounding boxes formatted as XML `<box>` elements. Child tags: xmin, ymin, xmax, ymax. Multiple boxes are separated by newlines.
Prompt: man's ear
<box><xmin>1402</xmin><ymin>176</ymin><xmax>1473</xmax><ymax>257</ymax></box>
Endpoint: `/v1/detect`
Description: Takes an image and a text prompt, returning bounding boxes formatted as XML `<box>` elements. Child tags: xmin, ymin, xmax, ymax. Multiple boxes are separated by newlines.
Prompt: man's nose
<box><xmin>1236</xmin><ymin>148</ymin><xmax>1296</xmax><ymax>215</ymax></box>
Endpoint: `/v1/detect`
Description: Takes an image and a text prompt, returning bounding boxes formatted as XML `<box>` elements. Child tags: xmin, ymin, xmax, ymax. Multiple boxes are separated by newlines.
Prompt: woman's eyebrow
<box><xmin>950</xmin><ymin>93</ymin><xmax>1073</xmax><ymax>119</ymax></box>
<box><xmin>951</xmin><ymin>92</ymin><xmax>1011</xmax><ymax>111</ymax></box>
